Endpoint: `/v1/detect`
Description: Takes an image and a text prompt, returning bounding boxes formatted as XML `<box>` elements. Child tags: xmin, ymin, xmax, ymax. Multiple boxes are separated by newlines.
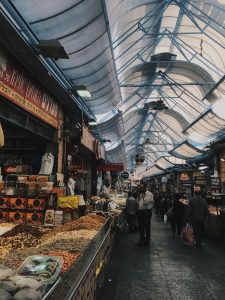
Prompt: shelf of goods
<box><xmin>0</xmin><ymin>214</ymin><xmax>115</xmax><ymax>300</ymax></box>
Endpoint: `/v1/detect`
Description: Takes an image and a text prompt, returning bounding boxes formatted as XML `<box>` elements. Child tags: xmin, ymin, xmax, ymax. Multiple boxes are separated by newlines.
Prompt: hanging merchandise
<box><xmin>67</xmin><ymin>178</ymin><xmax>75</xmax><ymax>196</ymax></box>
<box><xmin>0</xmin><ymin>123</ymin><xmax>4</xmax><ymax>147</ymax></box>
<box><xmin>39</xmin><ymin>153</ymin><xmax>54</xmax><ymax>175</ymax></box>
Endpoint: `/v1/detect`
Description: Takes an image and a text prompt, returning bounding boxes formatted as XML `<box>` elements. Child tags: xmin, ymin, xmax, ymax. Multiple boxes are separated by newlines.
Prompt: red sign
<box><xmin>97</xmin><ymin>163</ymin><xmax>124</xmax><ymax>172</ymax></box>
<box><xmin>0</xmin><ymin>49</ymin><xmax>59</xmax><ymax>128</ymax></box>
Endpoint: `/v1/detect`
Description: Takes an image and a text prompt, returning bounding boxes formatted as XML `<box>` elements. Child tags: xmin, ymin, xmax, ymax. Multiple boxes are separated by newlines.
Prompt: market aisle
<box><xmin>97</xmin><ymin>215</ymin><xmax>225</xmax><ymax>300</ymax></box>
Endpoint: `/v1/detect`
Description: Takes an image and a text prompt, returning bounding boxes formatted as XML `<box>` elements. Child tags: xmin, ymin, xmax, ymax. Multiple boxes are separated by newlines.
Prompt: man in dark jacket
<box><xmin>188</xmin><ymin>190</ymin><xmax>209</xmax><ymax>247</ymax></box>
<box><xmin>170</xmin><ymin>193</ymin><xmax>185</xmax><ymax>237</ymax></box>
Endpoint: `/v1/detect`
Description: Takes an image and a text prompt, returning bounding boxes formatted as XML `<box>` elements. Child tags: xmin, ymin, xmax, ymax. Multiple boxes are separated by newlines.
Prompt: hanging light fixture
<box><xmin>69</xmin><ymin>85</ymin><xmax>92</xmax><ymax>98</ymax></box>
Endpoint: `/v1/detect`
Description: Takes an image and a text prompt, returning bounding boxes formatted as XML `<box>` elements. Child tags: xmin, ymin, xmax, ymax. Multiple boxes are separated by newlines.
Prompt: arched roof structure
<box><xmin>3</xmin><ymin>0</ymin><xmax>225</xmax><ymax>169</ymax></box>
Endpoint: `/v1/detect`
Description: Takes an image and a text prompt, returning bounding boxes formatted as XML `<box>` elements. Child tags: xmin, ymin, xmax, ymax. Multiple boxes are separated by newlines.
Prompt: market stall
<box><xmin>0</xmin><ymin>185</ymin><xmax>126</xmax><ymax>299</ymax></box>
<box><xmin>205</xmin><ymin>194</ymin><xmax>225</xmax><ymax>240</ymax></box>
<box><xmin>0</xmin><ymin>214</ymin><xmax>113</xmax><ymax>299</ymax></box>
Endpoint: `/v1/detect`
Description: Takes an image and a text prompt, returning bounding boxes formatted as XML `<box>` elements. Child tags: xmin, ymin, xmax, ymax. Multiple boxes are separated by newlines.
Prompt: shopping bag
<box><xmin>163</xmin><ymin>214</ymin><xmax>167</xmax><ymax>224</ymax></box>
<box><xmin>181</xmin><ymin>224</ymin><xmax>193</xmax><ymax>243</ymax></box>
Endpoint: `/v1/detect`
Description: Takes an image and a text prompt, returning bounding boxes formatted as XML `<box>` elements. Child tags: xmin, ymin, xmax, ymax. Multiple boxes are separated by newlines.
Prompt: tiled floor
<box><xmin>97</xmin><ymin>215</ymin><xmax>225</xmax><ymax>300</ymax></box>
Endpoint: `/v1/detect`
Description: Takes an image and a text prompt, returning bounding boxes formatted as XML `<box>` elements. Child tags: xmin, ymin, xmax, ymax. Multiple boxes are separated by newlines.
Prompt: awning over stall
<box><xmin>183</xmin><ymin>109</ymin><xmax>225</xmax><ymax>142</ymax></box>
<box><xmin>169</xmin><ymin>140</ymin><xmax>206</xmax><ymax>159</ymax></box>
<box><xmin>142</xmin><ymin>165</ymin><xmax>164</xmax><ymax>178</ymax></box>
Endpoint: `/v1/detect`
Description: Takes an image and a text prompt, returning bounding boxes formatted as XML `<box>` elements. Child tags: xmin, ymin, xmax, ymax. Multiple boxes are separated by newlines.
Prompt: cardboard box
<box><xmin>27</xmin><ymin>198</ymin><xmax>45</xmax><ymax>210</ymax></box>
<box><xmin>28</xmin><ymin>175</ymin><xmax>39</xmax><ymax>182</ymax></box>
<box><xmin>52</xmin><ymin>187</ymin><xmax>64</xmax><ymax>197</ymax></box>
<box><xmin>0</xmin><ymin>197</ymin><xmax>9</xmax><ymax>209</ymax></box>
<box><xmin>26</xmin><ymin>212</ymin><xmax>44</xmax><ymax>225</ymax></box>
<box><xmin>0</xmin><ymin>211</ymin><xmax>8</xmax><ymax>223</ymax></box>
<box><xmin>37</xmin><ymin>176</ymin><xmax>49</xmax><ymax>182</ymax></box>
<box><xmin>10</xmin><ymin>198</ymin><xmax>27</xmax><ymax>210</ymax></box>
<box><xmin>9</xmin><ymin>211</ymin><xmax>26</xmax><ymax>224</ymax></box>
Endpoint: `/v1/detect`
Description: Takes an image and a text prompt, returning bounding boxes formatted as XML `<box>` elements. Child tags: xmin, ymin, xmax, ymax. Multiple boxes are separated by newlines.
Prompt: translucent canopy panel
<box><xmin>183</xmin><ymin>109</ymin><xmax>225</xmax><ymax>142</ymax></box>
<box><xmin>7</xmin><ymin>0</ymin><xmax>225</xmax><ymax>167</ymax></box>
<box><xmin>106</xmin><ymin>142</ymin><xmax>126</xmax><ymax>163</ymax></box>
<box><xmin>155</xmin><ymin>157</ymin><xmax>175</xmax><ymax>169</ymax></box>
<box><xmin>165</xmin><ymin>156</ymin><xmax>186</xmax><ymax>165</ymax></box>
<box><xmin>142</xmin><ymin>165</ymin><xmax>164</xmax><ymax>178</ymax></box>
<box><xmin>12</xmin><ymin>0</ymin><xmax>122</xmax><ymax>115</ymax></box>
<box><xmin>92</xmin><ymin>111</ymin><xmax>124</xmax><ymax>144</ymax></box>
<box><xmin>169</xmin><ymin>141</ymin><xmax>206</xmax><ymax>159</ymax></box>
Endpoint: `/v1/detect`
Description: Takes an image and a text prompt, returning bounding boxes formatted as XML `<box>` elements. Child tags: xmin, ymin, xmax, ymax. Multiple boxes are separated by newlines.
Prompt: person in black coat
<box><xmin>170</xmin><ymin>193</ymin><xmax>185</xmax><ymax>237</ymax></box>
<box><xmin>154</xmin><ymin>191</ymin><xmax>162</xmax><ymax>215</ymax></box>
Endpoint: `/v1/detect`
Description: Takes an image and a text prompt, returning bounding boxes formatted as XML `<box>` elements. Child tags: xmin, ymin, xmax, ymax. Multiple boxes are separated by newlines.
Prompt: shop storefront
<box><xmin>0</xmin><ymin>46</ymin><xmax>63</xmax><ymax>177</ymax></box>
<box><xmin>66</xmin><ymin>125</ymin><xmax>106</xmax><ymax>199</ymax></box>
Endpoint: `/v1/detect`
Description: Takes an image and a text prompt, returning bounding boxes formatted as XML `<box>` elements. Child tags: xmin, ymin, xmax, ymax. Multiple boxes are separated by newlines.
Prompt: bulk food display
<box><xmin>0</xmin><ymin>215</ymin><xmax>108</xmax><ymax>299</ymax></box>
<box><xmin>0</xmin><ymin>180</ymin><xmax>125</xmax><ymax>300</ymax></box>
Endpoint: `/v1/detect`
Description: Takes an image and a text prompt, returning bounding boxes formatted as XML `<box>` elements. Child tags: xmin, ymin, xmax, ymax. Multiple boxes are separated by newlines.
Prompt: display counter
<box><xmin>43</xmin><ymin>217</ymin><xmax>114</xmax><ymax>300</ymax></box>
<box><xmin>0</xmin><ymin>214</ymin><xmax>118</xmax><ymax>300</ymax></box>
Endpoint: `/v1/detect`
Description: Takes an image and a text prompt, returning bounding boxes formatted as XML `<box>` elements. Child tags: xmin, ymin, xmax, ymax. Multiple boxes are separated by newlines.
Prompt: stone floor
<box><xmin>97</xmin><ymin>214</ymin><xmax>225</xmax><ymax>300</ymax></box>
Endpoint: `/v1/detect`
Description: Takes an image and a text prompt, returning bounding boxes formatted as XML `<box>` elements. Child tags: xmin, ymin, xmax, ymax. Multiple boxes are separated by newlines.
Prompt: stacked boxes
<box><xmin>0</xmin><ymin>197</ymin><xmax>9</xmax><ymax>209</ymax></box>
<box><xmin>0</xmin><ymin>211</ymin><xmax>9</xmax><ymax>223</ymax></box>
<box><xmin>26</xmin><ymin>212</ymin><xmax>44</xmax><ymax>225</ymax></box>
<box><xmin>8</xmin><ymin>211</ymin><xmax>26</xmax><ymax>224</ymax></box>
<box><xmin>0</xmin><ymin>176</ymin><xmax>68</xmax><ymax>226</ymax></box>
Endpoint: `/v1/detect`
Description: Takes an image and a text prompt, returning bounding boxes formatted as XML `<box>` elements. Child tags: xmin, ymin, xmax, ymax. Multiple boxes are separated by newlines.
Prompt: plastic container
<box><xmin>17</xmin><ymin>255</ymin><xmax>63</xmax><ymax>285</ymax></box>
<box><xmin>63</xmin><ymin>208</ymin><xmax>73</xmax><ymax>223</ymax></box>
<box><xmin>44</xmin><ymin>210</ymin><xmax>55</xmax><ymax>226</ymax></box>
<box><xmin>54</xmin><ymin>210</ymin><xmax>63</xmax><ymax>226</ymax></box>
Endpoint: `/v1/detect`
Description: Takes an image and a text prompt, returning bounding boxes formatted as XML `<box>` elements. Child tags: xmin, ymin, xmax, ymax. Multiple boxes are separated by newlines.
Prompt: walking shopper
<box><xmin>135</xmin><ymin>184</ymin><xmax>154</xmax><ymax>248</ymax></box>
<box><xmin>154</xmin><ymin>191</ymin><xmax>162</xmax><ymax>215</ymax></box>
<box><xmin>125</xmin><ymin>191</ymin><xmax>138</xmax><ymax>233</ymax></box>
<box><xmin>188</xmin><ymin>190</ymin><xmax>209</xmax><ymax>247</ymax></box>
<box><xmin>170</xmin><ymin>193</ymin><xmax>185</xmax><ymax>237</ymax></box>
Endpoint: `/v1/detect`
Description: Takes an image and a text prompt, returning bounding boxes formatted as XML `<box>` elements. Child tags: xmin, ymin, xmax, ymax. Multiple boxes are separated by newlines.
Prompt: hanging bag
<box><xmin>181</xmin><ymin>223</ymin><xmax>193</xmax><ymax>244</ymax></box>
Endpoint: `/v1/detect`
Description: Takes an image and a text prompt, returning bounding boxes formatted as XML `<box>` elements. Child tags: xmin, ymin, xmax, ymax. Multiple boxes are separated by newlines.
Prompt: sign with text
<box><xmin>180</xmin><ymin>173</ymin><xmax>191</xmax><ymax>181</ymax></box>
<box><xmin>0</xmin><ymin>48</ymin><xmax>59</xmax><ymax>128</ymax></box>
<box><xmin>193</xmin><ymin>172</ymin><xmax>208</xmax><ymax>186</ymax></box>
<box><xmin>121</xmin><ymin>171</ymin><xmax>129</xmax><ymax>179</ymax></box>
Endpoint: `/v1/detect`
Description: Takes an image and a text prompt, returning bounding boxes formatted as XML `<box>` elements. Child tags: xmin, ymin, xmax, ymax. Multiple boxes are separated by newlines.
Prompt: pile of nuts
<box><xmin>0</xmin><ymin>233</ymin><xmax>40</xmax><ymax>250</ymax></box>
<box><xmin>44</xmin><ymin>251</ymin><xmax>80</xmax><ymax>273</ymax></box>
<box><xmin>1</xmin><ymin>214</ymin><xmax>107</xmax><ymax>272</ymax></box>
<box><xmin>2</xmin><ymin>224</ymin><xmax>51</xmax><ymax>238</ymax></box>
<box><xmin>59</xmin><ymin>215</ymin><xmax>107</xmax><ymax>232</ymax></box>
